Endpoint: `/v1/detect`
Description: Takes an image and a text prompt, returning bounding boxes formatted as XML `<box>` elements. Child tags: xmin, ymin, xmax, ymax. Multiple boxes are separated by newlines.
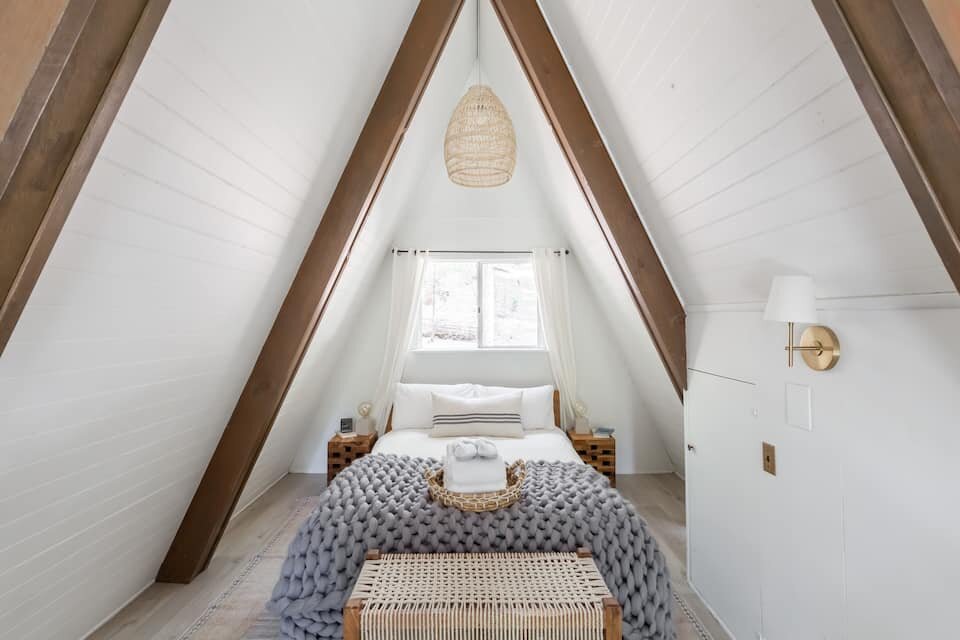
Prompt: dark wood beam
<box><xmin>813</xmin><ymin>0</ymin><xmax>960</xmax><ymax>293</ymax></box>
<box><xmin>490</xmin><ymin>0</ymin><xmax>687</xmax><ymax>397</ymax></box>
<box><xmin>157</xmin><ymin>0</ymin><xmax>465</xmax><ymax>584</ymax></box>
<box><xmin>0</xmin><ymin>0</ymin><xmax>71</xmax><ymax>138</ymax></box>
<box><xmin>922</xmin><ymin>0</ymin><xmax>960</xmax><ymax>71</ymax></box>
<box><xmin>0</xmin><ymin>0</ymin><xmax>171</xmax><ymax>355</ymax></box>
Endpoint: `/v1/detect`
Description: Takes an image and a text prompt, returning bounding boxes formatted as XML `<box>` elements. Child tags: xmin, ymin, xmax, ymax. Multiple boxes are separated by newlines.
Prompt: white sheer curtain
<box><xmin>371</xmin><ymin>250</ymin><xmax>427</xmax><ymax>433</ymax></box>
<box><xmin>532</xmin><ymin>248</ymin><xmax>579</xmax><ymax>428</ymax></box>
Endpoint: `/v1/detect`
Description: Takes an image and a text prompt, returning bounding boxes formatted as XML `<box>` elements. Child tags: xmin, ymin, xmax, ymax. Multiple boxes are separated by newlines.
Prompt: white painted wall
<box><xmin>292</xmin><ymin>123</ymin><xmax>673</xmax><ymax>474</ymax></box>
<box><xmin>478</xmin><ymin>0</ymin><xmax>685</xmax><ymax>471</ymax></box>
<box><xmin>0</xmin><ymin>1</ymin><xmax>419</xmax><ymax>638</ymax></box>
<box><xmin>538</xmin><ymin>1</ymin><xmax>960</xmax><ymax>638</ymax></box>
<box><xmin>685</xmin><ymin>300</ymin><xmax>960</xmax><ymax>639</ymax></box>
<box><xmin>282</xmin><ymin>0</ymin><xmax>682</xmax><ymax>477</ymax></box>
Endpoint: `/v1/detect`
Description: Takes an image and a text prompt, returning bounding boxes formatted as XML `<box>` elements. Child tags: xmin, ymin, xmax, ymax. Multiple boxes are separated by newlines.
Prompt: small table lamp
<box><xmin>763</xmin><ymin>275</ymin><xmax>840</xmax><ymax>371</ymax></box>
<box><xmin>356</xmin><ymin>402</ymin><xmax>375</xmax><ymax>436</ymax></box>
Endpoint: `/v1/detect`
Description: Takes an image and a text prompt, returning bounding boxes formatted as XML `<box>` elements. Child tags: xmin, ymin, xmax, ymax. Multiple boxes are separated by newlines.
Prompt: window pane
<box><xmin>420</xmin><ymin>261</ymin><xmax>478</xmax><ymax>349</ymax></box>
<box><xmin>481</xmin><ymin>262</ymin><xmax>539</xmax><ymax>347</ymax></box>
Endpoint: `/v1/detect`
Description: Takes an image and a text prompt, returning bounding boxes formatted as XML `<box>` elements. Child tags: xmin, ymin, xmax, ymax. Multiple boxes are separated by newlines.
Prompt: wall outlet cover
<box><xmin>762</xmin><ymin>442</ymin><xmax>776</xmax><ymax>476</ymax></box>
<box><xmin>785</xmin><ymin>382</ymin><xmax>812</xmax><ymax>431</ymax></box>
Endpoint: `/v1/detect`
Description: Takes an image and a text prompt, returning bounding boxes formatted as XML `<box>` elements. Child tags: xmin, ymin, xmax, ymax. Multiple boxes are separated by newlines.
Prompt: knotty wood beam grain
<box><xmin>490</xmin><ymin>0</ymin><xmax>687</xmax><ymax>397</ymax></box>
<box><xmin>157</xmin><ymin>0</ymin><xmax>465</xmax><ymax>584</ymax></box>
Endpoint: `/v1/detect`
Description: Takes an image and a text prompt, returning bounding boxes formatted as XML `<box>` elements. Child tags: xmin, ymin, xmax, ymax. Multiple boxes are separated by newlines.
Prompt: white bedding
<box><xmin>372</xmin><ymin>427</ymin><xmax>584</xmax><ymax>464</ymax></box>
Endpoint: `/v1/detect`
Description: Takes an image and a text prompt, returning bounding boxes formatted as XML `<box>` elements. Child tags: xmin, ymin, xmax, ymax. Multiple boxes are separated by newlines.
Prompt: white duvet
<box><xmin>372</xmin><ymin>426</ymin><xmax>584</xmax><ymax>465</ymax></box>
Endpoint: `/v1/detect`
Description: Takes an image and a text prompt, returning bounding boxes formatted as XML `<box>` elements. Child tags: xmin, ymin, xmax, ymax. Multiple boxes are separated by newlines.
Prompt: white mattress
<box><xmin>372</xmin><ymin>427</ymin><xmax>584</xmax><ymax>464</ymax></box>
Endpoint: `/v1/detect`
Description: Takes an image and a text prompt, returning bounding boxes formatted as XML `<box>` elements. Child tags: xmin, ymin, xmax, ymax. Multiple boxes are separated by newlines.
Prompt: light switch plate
<box><xmin>785</xmin><ymin>383</ymin><xmax>812</xmax><ymax>431</ymax></box>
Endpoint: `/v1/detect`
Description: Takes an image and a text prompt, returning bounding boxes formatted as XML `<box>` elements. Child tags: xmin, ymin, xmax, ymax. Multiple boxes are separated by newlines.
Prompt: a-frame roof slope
<box><xmin>541</xmin><ymin>0</ymin><xmax>957</xmax><ymax>307</ymax></box>
<box><xmin>161</xmin><ymin>0</ymin><xmax>686</xmax><ymax>581</ymax></box>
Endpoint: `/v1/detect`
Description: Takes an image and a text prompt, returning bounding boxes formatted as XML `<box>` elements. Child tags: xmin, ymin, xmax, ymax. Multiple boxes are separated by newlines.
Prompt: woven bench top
<box><xmin>345</xmin><ymin>551</ymin><xmax>621</xmax><ymax>640</ymax></box>
<box><xmin>352</xmin><ymin>552</ymin><xmax>613</xmax><ymax>605</ymax></box>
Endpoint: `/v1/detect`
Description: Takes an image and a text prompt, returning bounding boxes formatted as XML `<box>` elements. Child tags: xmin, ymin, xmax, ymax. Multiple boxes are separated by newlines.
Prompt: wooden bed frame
<box><xmin>384</xmin><ymin>389</ymin><xmax>561</xmax><ymax>433</ymax></box>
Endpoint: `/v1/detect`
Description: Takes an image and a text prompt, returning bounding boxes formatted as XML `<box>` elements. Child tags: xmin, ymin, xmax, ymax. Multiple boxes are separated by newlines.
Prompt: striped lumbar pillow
<box><xmin>430</xmin><ymin>391</ymin><xmax>524</xmax><ymax>438</ymax></box>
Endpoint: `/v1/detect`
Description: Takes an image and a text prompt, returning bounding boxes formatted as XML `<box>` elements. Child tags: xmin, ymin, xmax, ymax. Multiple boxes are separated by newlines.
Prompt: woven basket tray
<box><xmin>425</xmin><ymin>460</ymin><xmax>525</xmax><ymax>512</ymax></box>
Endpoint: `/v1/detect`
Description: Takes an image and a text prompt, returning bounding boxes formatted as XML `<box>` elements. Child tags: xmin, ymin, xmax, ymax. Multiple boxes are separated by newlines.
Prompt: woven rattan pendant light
<box><xmin>444</xmin><ymin>1</ymin><xmax>516</xmax><ymax>187</ymax></box>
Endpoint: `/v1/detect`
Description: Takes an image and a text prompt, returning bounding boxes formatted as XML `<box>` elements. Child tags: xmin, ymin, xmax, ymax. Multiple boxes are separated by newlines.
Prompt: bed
<box><xmin>269</xmin><ymin>384</ymin><xmax>676</xmax><ymax>640</ymax></box>
<box><xmin>372</xmin><ymin>426</ymin><xmax>582</xmax><ymax>463</ymax></box>
<box><xmin>373</xmin><ymin>387</ymin><xmax>582</xmax><ymax>464</ymax></box>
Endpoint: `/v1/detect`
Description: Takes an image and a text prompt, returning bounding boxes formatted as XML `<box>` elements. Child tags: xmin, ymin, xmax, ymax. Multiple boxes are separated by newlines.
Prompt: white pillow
<box><xmin>476</xmin><ymin>384</ymin><xmax>555</xmax><ymax>430</ymax></box>
<box><xmin>391</xmin><ymin>383</ymin><xmax>475</xmax><ymax>430</ymax></box>
<box><xmin>430</xmin><ymin>391</ymin><xmax>524</xmax><ymax>438</ymax></box>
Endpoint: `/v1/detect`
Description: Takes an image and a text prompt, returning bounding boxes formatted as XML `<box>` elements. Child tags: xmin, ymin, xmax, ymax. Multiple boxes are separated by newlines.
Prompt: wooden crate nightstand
<box><xmin>568</xmin><ymin>432</ymin><xmax>616</xmax><ymax>487</ymax></box>
<box><xmin>327</xmin><ymin>433</ymin><xmax>377</xmax><ymax>481</ymax></box>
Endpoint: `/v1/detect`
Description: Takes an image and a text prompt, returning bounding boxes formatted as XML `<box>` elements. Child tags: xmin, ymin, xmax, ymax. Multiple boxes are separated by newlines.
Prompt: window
<box><xmin>418</xmin><ymin>258</ymin><xmax>541</xmax><ymax>350</ymax></box>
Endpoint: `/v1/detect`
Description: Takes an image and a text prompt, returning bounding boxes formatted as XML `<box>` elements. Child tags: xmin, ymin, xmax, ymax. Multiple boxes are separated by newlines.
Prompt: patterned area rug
<box><xmin>176</xmin><ymin>497</ymin><xmax>318</xmax><ymax>640</ymax></box>
<box><xmin>177</xmin><ymin>496</ymin><xmax>713</xmax><ymax>640</ymax></box>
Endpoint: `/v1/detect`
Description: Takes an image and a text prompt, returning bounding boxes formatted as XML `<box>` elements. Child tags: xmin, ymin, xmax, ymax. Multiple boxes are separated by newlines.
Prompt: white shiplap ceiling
<box><xmin>474</xmin><ymin>0</ymin><xmax>684</xmax><ymax>466</ymax></box>
<box><xmin>5</xmin><ymin>2</ymin><xmax>956</xmax><ymax>635</ymax></box>
<box><xmin>279</xmin><ymin>0</ymin><xmax>683</xmax><ymax>474</ymax></box>
<box><xmin>0</xmin><ymin>2</ymin><xmax>422</xmax><ymax>637</ymax></box>
<box><xmin>539</xmin><ymin>0</ymin><xmax>954</xmax><ymax>306</ymax></box>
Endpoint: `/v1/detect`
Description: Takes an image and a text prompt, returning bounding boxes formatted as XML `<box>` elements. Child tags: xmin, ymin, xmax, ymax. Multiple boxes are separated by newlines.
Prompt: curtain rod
<box><xmin>391</xmin><ymin>249</ymin><xmax>569</xmax><ymax>255</ymax></box>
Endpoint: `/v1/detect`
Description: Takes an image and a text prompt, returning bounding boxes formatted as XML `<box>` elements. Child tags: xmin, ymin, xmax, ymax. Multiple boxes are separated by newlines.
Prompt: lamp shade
<box><xmin>763</xmin><ymin>275</ymin><xmax>818</xmax><ymax>323</ymax></box>
<box><xmin>444</xmin><ymin>85</ymin><xmax>516</xmax><ymax>188</ymax></box>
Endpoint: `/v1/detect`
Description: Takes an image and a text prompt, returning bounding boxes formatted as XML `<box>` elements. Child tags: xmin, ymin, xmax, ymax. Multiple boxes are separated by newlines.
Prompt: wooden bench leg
<box><xmin>344</xmin><ymin>598</ymin><xmax>362</xmax><ymax>640</ymax></box>
<box><xmin>345</xmin><ymin>549</ymin><xmax>378</xmax><ymax>640</ymax></box>
<box><xmin>603</xmin><ymin>596</ymin><xmax>622</xmax><ymax>640</ymax></box>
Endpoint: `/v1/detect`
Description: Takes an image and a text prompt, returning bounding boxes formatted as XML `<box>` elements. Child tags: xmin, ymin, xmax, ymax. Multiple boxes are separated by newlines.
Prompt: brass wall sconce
<box><xmin>764</xmin><ymin>276</ymin><xmax>840</xmax><ymax>371</ymax></box>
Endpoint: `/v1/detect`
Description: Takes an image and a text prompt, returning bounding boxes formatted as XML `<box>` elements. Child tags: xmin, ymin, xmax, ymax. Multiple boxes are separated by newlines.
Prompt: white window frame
<box><xmin>414</xmin><ymin>254</ymin><xmax>544</xmax><ymax>352</ymax></box>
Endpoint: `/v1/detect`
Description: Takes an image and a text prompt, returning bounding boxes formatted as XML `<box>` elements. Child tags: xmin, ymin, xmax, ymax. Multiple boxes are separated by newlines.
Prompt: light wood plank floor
<box><xmin>91</xmin><ymin>473</ymin><xmax>728</xmax><ymax>640</ymax></box>
<box><xmin>617</xmin><ymin>475</ymin><xmax>731</xmax><ymax>640</ymax></box>
<box><xmin>89</xmin><ymin>475</ymin><xmax>326</xmax><ymax>640</ymax></box>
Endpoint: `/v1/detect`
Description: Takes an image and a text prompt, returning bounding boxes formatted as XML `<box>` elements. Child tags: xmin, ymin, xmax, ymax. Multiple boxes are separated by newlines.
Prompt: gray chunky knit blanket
<box><xmin>269</xmin><ymin>454</ymin><xmax>675</xmax><ymax>640</ymax></box>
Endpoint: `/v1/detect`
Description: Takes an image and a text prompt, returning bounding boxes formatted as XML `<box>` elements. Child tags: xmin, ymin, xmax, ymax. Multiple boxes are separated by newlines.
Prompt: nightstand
<box><xmin>568</xmin><ymin>431</ymin><xmax>616</xmax><ymax>487</ymax></box>
<box><xmin>327</xmin><ymin>433</ymin><xmax>378</xmax><ymax>481</ymax></box>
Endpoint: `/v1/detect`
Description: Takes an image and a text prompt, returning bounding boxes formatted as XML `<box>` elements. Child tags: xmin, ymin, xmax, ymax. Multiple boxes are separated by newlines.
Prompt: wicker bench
<box><xmin>345</xmin><ymin>549</ymin><xmax>622</xmax><ymax>640</ymax></box>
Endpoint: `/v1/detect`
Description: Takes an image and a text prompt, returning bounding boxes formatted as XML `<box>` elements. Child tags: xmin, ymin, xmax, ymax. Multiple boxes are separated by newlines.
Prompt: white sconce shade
<box><xmin>764</xmin><ymin>275</ymin><xmax>838</xmax><ymax>371</ymax></box>
<box><xmin>763</xmin><ymin>275</ymin><xmax>818</xmax><ymax>324</ymax></box>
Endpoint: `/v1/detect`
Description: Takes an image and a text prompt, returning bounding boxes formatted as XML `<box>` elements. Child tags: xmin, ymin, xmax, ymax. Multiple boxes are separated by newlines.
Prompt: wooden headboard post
<box><xmin>384</xmin><ymin>389</ymin><xmax>561</xmax><ymax>433</ymax></box>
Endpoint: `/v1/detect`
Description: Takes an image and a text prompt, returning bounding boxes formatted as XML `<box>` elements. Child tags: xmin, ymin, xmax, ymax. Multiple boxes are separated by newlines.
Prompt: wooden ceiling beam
<box><xmin>0</xmin><ymin>0</ymin><xmax>171</xmax><ymax>355</ymax></box>
<box><xmin>490</xmin><ymin>0</ymin><xmax>687</xmax><ymax>397</ymax></box>
<box><xmin>157</xmin><ymin>0</ymin><xmax>465</xmax><ymax>584</ymax></box>
<box><xmin>813</xmin><ymin>0</ymin><xmax>960</xmax><ymax>293</ymax></box>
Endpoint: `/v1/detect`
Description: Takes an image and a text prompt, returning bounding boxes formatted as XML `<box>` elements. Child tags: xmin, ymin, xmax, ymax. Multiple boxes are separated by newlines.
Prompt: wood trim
<box><xmin>552</xmin><ymin>389</ymin><xmax>560</xmax><ymax>428</ymax></box>
<box><xmin>0</xmin><ymin>0</ymin><xmax>171</xmax><ymax>355</ymax></box>
<box><xmin>813</xmin><ymin>0</ymin><xmax>960</xmax><ymax>293</ymax></box>
<box><xmin>490</xmin><ymin>0</ymin><xmax>687</xmax><ymax>397</ymax></box>
<box><xmin>384</xmin><ymin>388</ymin><xmax>561</xmax><ymax>432</ymax></box>
<box><xmin>157</xmin><ymin>0</ymin><xmax>466</xmax><ymax>584</ymax></box>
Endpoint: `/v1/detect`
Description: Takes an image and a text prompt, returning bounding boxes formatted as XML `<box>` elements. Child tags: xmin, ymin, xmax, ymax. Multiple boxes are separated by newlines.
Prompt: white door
<box><xmin>685</xmin><ymin>369</ymin><xmax>762</xmax><ymax>640</ymax></box>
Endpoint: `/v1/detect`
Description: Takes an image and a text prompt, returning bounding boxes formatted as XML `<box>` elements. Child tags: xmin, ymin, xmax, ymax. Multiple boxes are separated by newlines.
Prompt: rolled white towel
<box><xmin>444</xmin><ymin>439</ymin><xmax>506</xmax><ymax>493</ymax></box>
<box><xmin>449</xmin><ymin>438</ymin><xmax>498</xmax><ymax>460</ymax></box>
<box><xmin>451</xmin><ymin>440</ymin><xmax>479</xmax><ymax>460</ymax></box>
<box><xmin>474</xmin><ymin>438</ymin><xmax>498</xmax><ymax>459</ymax></box>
